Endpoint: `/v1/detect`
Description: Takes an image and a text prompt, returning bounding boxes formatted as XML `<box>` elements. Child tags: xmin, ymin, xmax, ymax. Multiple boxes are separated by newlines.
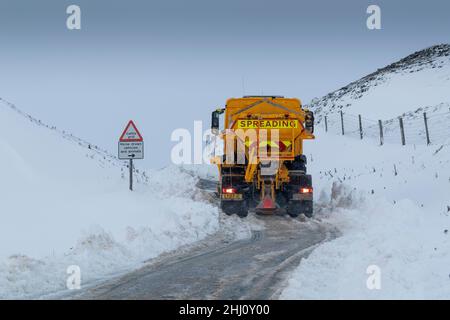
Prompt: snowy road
<box><xmin>67</xmin><ymin>214</ymin><xmax>336</xmax><ymax>300</ymax></box>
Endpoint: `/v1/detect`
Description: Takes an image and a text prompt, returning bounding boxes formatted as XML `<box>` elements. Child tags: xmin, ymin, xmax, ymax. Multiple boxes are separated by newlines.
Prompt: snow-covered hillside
<box><xmin>0</xmin><ymin>98</ymin><xmax>219</xmax><ymax>299</ymax></box>
<box><xmin>281</xmin><ymin>45</ymin><xmax>450</xmax><ymax>299</ymax></box>
<box><xmin>310</xmin><ymin>44</ymin><xmax>450</xmax><ymax>121</ymax></box>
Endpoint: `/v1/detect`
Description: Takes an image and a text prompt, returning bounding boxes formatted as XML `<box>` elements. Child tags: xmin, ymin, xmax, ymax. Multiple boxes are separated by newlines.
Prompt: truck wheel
<box><xmin>286</xmin><ymin>201</ymin><xmax>300</xmax><ymax>218</ymax></box>
<box><xmin>287</xmin><ymin>201</ymin><xmax>313</xmax><ymax>218</ymax></box>
<box><xmin>286</xmin><ymin>208</ymin><xmax>299</xmax><ymax>218</ymax></box>
<box><xmin>302</xmin><ymin>201</ymin><xmax>314</xmax><ymax>218</ymax></box>
<box><xmin>221</xmin><ymin>201</ymin><xmax>248</xmax><ymax>217</ymax></box>
<box><xmin>237</xmin><ymin>201</ymin><xmax>249</xmax><ymax>218</ymax></box>
<box><xmin>220</xmin><ymin>202</ymin><xmax>235</xmax><ymax>216</ymax></box>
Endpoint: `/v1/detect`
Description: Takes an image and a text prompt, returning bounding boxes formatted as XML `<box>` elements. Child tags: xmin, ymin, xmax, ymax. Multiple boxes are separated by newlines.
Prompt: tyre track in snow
<box><xmin>68</xmin><ymin>218</ymin><xmax>336</xmax><ymax>300</ymax></box>
<box><xmin>65</xmin><ymin>179</ymin><xmax>338</xmax><ymax>300</ymax></box>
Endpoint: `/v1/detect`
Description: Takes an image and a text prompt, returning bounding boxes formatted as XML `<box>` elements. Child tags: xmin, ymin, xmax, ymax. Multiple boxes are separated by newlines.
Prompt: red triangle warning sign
<box><xmin>120</xmin><ymin>120</ymin><xmax>143</xmax><ymax>142</ymax></box>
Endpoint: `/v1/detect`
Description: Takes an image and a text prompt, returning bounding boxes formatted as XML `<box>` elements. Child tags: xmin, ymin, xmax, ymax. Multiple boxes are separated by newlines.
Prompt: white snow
<box><xmin>281</xmin><ymin>45</ymin><xmax>450</xmax><ymax>299</ymax></box>
<box><xmin>0</xmin><ymin>100</ymin><xmax>219</xmax><ymax>299</ymax></box>
<box><xmin>311</xmin><ymin>45</ymin><xmax>450</xmax><ymax>121</ymax></box>
<box><xmin>343</xmin><ymin>59</ymin><xmax>450</xmax><ymax>120</ymax></box>
<box><xmin>281</xmin><ymin>132</ymin><xmax>450</xmax><ymax>299</ymax></box>
<box><xmin>2</xmin><ymin>44</ymin><xmax>450</xmax><ymax>300</ymax></box>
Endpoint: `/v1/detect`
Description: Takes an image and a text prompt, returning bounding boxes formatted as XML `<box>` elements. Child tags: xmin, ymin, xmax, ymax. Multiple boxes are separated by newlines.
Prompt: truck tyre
<box><xmin>221</xmin><ymin>200</ymin><xmax>248</xmax><ymax>217</ymax></box>
<box><xmin>286</xmin><ymin>205</ymin><xmax>299</xmax><ymax>218</ymax></box>
<box><xmin>237</xmin><ymin>201</ymin><xmax>249</xmax><ymax>218</ymax></box>
<box><xmin>220</xmin><ymin>201</ymin><xmax>236</xmax><ymax>216</ymax></box>
<box><xmin>302</xmin><ymin>200</ymin><xmax>314</xmax><ymax>218</ymax></box>
<box><xmin>287</xmin><ymin>201</ymin><xmax>313</xmax><ymax>218</ymax></box>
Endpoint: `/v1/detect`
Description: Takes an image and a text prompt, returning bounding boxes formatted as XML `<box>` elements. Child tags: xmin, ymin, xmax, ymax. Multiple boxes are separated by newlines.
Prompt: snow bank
<box><xmin>281</xmin><ymin>131</ymin><xmax>450</xmax><ymax>299</ymax></box>
<box><xmin>0</xmin><ymin>101</ymin><xmax>219</xmax><ymax>299</ymax></box>
<box><xmin>283</xmin><ymin>46</ymin><xmax>450</xmax><ymax>298</ymax></box>
<box><xmin>282</xmin><ymin>186</ymin><xmax>450</xmax><ymax>299</ymax></box>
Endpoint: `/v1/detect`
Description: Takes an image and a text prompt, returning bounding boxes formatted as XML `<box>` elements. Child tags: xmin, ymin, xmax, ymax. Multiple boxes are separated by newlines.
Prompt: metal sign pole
<box><xmin>129</xmin><ymin>159</ymin><xmax>133</xmax><ymax>191</ymax></box>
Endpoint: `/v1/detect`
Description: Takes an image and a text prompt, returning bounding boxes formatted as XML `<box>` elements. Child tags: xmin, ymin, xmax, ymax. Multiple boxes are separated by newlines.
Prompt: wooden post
<box><xmin>340</xmin><ymin>111</ymin><xmax>344</xmax><ymax>135</ymax></box>
<box><xmin>324</xmin><ymin>116</ymin><xmax>328</xmax><ymax>132</ymax></box>
<box><xmin>129</xmin><ymin>159</ymin><xmax>133</xmax><ymax>191</ymax></box>
<box><xmin>358</xmin><ymin>114</ymin><xmax>363</xmax><ymax>139</ymax></box>
<box><xmin>378</xmin><ymin>120</ymin><xmax>384</xmax><ymax>146</ymax></box>
<box><xmin>423</xmin><ymin>112</ymin><xmax>431</xmax><ymax>145</ymax></box>
<box><xmin>399</xmin><ymin>117</ymin><xmax>406</xmax><ymax>146</ymax></box>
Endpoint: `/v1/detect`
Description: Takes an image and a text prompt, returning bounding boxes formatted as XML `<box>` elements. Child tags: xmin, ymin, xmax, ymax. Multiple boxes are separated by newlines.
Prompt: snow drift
<box><xmin>281</xmin><ymin>44</ymin><xmax>450</xmax><ymax>299</ymax></box>
<box><xmin>0</xmin><ymin>98</ymin><xmax>219</xmax><ymax>299</ymax></box>
<box><xmin>281</xmin><ymin>133</ymin><xmax>450</xmax><ymax>299</ymax></box>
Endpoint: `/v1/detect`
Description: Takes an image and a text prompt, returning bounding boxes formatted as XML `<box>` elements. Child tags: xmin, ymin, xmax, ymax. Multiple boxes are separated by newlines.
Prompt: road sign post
<box><xmin>118</xmin><ymin>120</ymin><xmax>144</xmax><ymax>191</ymax></box>
<box><xmin>129</xmin><ymin>159</ymin><xmax>133</xmax><ymax>191</ymax></box>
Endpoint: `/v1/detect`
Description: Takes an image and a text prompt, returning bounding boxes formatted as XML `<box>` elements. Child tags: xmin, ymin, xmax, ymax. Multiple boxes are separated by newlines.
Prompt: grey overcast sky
<box><xmin>0</xmin><ymin>0</ymin><xmax>449</xmax><ymax>168</ymax></box>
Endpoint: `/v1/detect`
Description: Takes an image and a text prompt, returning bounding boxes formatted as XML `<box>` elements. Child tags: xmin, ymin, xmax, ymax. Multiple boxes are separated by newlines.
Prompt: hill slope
<box><xmin>0</xmin><ymin>98</ymin><xmax>218</xmax><ymax>298</ymax></box>
<box><xmin>281</xmin><ymin>45</ymin><xmax>450</xmax><ymax>299</ymax></box>
<box><xmin>310</xmin><ymin>44</ymin><xmax>450</xmax><ymax>121</ymax></box>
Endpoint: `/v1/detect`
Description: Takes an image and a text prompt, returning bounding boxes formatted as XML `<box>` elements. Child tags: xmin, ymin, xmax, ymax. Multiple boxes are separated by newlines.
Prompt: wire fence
<box><xmin>320</xmin><ymin>109</ymin><xmax>450</xmax><ymax>146</ymax></box>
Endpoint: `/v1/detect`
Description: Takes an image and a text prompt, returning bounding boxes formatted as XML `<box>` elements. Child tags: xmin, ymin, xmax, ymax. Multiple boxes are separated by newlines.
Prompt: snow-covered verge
<box><xmin>281</xmin><ymin>129</ymin><xmax>450</xmax><ymax>299</ymax></box>
<box><xmin>282</xmin><ymin>44</ymin><xmax>450</xmax><ymax>299</ymax></box>
<box><xmin>0</xmin><ymin>100</ymin><xmax>219</xmax><ymax>299</ymax></box>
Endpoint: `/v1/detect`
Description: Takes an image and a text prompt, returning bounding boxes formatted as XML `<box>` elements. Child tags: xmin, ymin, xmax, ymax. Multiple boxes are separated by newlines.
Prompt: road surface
<box><xmin>68</xmin><ymin>213</ymin><xmax>336</xmax><ymax>300</ymax></box>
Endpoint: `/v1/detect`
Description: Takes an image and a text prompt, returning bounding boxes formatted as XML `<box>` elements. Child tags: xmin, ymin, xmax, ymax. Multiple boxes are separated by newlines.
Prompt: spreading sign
<box><xmin>118</xmin><ymin>121</ymin><xmax>144</xmax><ymax>160</ymax></box>
<box><xmin>237</xmin><ymin>119</ymin><xmax>299</xmax><ymax>129</ymax></box>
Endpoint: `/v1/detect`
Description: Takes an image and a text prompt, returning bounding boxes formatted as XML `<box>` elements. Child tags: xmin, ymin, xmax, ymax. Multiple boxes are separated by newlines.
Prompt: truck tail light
<box><xmin>299</xmin><ymin>187</ymin><xmax>313</xmax><ymax>194</ymax></box>
<box><xmin>222</xmin><ymin>187</ymin><xmax>237</xmax><ymax>194</ymax></box>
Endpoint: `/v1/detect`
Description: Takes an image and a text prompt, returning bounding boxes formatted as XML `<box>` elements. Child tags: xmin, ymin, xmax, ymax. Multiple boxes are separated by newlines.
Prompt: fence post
<box><xmin>358</xmin><ymin>114</ymin><xmax>363</xmax><ymax>139</ymax></box>
<box><xmin>423</xmin><ymin>112</ymin><xmax>431</xmax><ymax>145</ymax></box>
<box><xmin>399</xmin><ymin>117</ymin><xmax>406</xmax><ymax>146</ymax></box>
<box><xmin>324</xmin><ymin>115</ymin><xmax>328</xmax><ymax>132</ymax></box>
<box><xmin>340</xmin><ymin>111</ymin><xmax>344</xmax><ymax>135</ymax></box>
<box><xmin>378</xmin><ymin>120</ymin><xmax>384</xmax><ymax>146</ymax></box>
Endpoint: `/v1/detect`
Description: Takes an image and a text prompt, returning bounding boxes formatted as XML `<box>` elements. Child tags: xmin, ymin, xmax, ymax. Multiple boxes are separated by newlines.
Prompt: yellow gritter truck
<box><xmin>210</xmin><ymin>96</ymin><xmax>315</xmax><ymax>218</ymax></box>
